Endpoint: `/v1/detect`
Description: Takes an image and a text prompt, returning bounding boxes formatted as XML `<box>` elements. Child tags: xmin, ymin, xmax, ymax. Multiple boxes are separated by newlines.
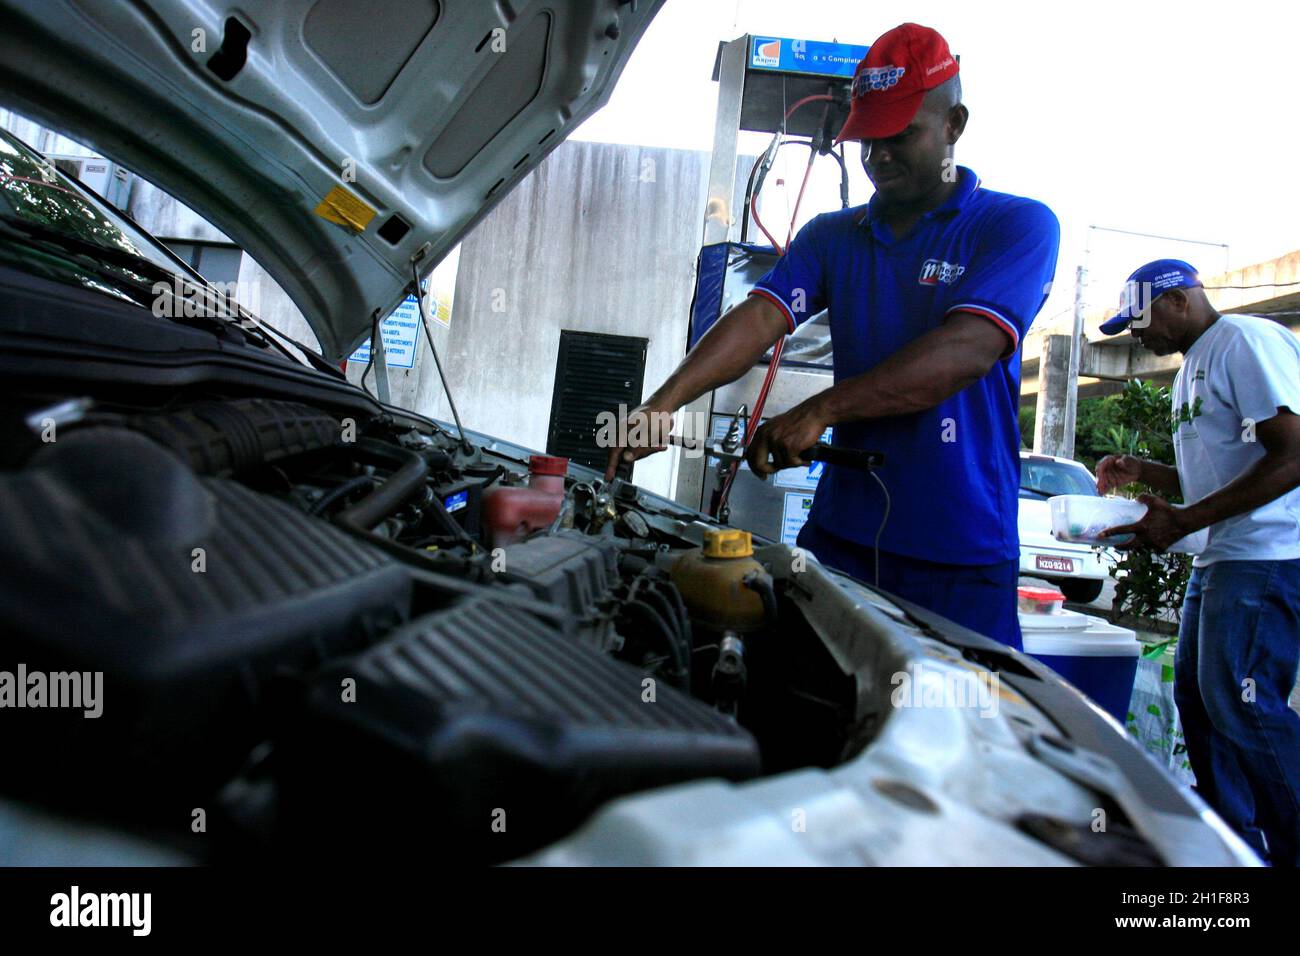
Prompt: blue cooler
<box><xmin>1021</xmin><ymin>610</ymin><xmax>1141</xmax><ymax>722</ymax></box>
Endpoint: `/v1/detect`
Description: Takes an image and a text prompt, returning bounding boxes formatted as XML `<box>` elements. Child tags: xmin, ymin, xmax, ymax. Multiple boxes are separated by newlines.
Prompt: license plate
<box><xmin>1035</xmin><ymin>555</ymin><xmax>1075</xmax><ymax>573</ymax></box>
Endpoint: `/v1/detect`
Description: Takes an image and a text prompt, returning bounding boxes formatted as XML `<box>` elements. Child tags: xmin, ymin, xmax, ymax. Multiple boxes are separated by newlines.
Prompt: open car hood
<box><xmin>0</xmin><ymin>0</ymin><xmax>663</xmax><ymax>359</ymax></box>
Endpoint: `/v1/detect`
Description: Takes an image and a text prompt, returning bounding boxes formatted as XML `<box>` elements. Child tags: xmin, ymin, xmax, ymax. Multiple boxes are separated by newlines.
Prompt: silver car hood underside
<box><xmin>0</xmin><ymin>0</ymin><xmax>663</xmax><ymax>359</ymax></box>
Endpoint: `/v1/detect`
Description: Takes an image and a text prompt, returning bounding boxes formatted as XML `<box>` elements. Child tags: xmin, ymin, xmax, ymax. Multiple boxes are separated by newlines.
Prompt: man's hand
<box><xmin>1101</xmin><ymin>493</ymin><xmax>1192</xmax><ymax>552</ymax></box>
<box><xmin>1095</xmin><ymin>454</ymin><xmax>1144</xmax><ymax>494</ymax></box>
<box><xmin>744</xmin><ymin>398</ymin><xmax>830</xmax><ymax>478</ymax></box>
<box><xmin>602</xmin><ymin>403</ymin><xmax>674</xmax><ymax>481</ymax></box>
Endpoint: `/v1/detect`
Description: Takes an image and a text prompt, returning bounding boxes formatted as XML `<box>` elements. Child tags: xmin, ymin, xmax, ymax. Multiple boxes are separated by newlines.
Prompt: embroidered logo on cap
<box><xmin>1151</xmin><ymin>269</ymin><xmax>1193</xmax><ymax>290</ymax></box>
<box><xmin>925</xmin><ymin>56</ymin><xmax>955</xmax><ymax>77</ymax></box>
<box><xmin>852</xmin><ymin>65</ymin><xmax>906</xmax><ymax>98</ymax></box>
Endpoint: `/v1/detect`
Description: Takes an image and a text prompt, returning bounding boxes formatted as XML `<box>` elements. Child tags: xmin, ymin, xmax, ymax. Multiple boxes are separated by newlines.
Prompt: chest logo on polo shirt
<box><xmin>918</xmin><ymin>258</ymin><xmax>966</xmax><ymax>286</ymax></box>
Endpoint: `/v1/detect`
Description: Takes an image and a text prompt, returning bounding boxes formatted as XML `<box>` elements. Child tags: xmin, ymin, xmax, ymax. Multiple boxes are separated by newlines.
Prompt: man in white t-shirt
<box><xmin>1095</xmin><ymin>258</ymin><xmax>1300</xmax><ymax>866</ymax></box>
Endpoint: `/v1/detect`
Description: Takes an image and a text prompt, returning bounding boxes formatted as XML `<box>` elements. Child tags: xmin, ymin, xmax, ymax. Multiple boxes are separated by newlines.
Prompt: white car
<box><xmin>1018</xmin><ymin>451</ymin><xmax>1116</xmax><ymax>604</ymax></box>
<box><xmin>0</xmin><ymin>0</ymin><xmax>1255</xmax><ymax>868</ymax></box>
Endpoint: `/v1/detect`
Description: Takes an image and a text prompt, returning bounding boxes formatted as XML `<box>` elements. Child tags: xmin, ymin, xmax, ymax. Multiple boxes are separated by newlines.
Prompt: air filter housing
<box><xmin>279</xmin><ymin>592</ymin><xmax>761</xmax><ymax>862</ymax></box>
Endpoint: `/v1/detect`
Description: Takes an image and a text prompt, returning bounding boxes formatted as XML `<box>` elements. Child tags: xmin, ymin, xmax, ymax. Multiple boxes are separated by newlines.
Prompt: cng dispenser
<box><xmin>671</xmin><ymin>34</ymin><xmax>868</xmax><ymax>545</ymax></box>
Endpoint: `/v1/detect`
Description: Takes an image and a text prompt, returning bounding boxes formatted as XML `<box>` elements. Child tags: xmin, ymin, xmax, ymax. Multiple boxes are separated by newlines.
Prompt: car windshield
<box><xmin>0</xmin><ymin>127</ymin><xmax>193</xmax><ymax>281</ymax></box>
<box><xmin>1020</xmin><ymin>457</ymin><xmax>1098</xmax><ymax>498</ymax></box>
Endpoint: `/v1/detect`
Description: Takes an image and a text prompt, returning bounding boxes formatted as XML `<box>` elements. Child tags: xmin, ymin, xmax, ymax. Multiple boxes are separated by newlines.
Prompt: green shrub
<box><xmin>1096</xmin><ymin>379</ymin><xmax>1193</xmax><ymax>623</ymax></box>
<box><xmin>1019</xmin><ymin>395</ymin><xmax>1127</xmax><ymax>470</ymax></box>
<box><xmin>1018</xmin><ymin>405</ymin><xmax>1035</xmax><ymax>448</ymax></box>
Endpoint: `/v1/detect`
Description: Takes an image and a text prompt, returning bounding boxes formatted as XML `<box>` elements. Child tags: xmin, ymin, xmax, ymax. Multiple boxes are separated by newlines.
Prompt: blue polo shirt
<box><xmin>749</xmin><ymin>167</ymin><xmax>1059</xmax><ymax>565</ymax></box>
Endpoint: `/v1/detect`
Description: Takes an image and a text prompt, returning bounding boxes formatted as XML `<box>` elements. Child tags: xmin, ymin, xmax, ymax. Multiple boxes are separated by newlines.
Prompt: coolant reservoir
<box><xmin>670</xmin><ymin>529</ymin><xmax>767</xmax><ymax>632</ymax></box>
<box><xmin>482</xmin><ymin>455</ymin><xmax>567</xmax><ymax>547</ymax></box>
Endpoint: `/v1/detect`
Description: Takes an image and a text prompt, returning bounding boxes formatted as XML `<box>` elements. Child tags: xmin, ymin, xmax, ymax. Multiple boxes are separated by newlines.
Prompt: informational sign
<box><xmin>749</xmin><ymin>36</ymin><xmax>869</xmax><ymax>78</ymax></box>
<box><xmin>347</xmin><ymin>245</ymin><xmax>459</xmax><ymax>368</ymax></box>
<box><xmin>427</xmin><ymin>243</ymin><xmax>460</xmax><ymax>329</ymax></box>
<box><xmin>781</xmin><ymin>492</ymin><xmax>815</xmax><ymax>545</ymax></box>
<box><xmin>348</xmin><ymin>294</ymin><xmax>420</xmax><ymax>369</ymax></box>
<box><xmin>773</xmin><ymin>427</ymin><xmax>833</xmax><ymax>490</ymax></box>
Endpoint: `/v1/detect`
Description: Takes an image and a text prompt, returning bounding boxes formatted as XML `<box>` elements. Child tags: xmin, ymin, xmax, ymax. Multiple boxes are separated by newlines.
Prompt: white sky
<box><xmin>573</xmin><ymin>0</ymin><xmax>1300</xmax><ymax>332</ymax></box>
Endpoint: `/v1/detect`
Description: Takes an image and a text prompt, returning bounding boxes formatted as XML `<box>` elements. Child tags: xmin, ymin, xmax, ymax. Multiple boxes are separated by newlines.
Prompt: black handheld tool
<box><xmin>798</xmin><ymin>443</ymin><xmax>885</xmax><ymax>472</ymax></box>
<box><xmin>666</xmin><ymin>436</ymin><xmax>884</xmax><ymax>473</ymax></box>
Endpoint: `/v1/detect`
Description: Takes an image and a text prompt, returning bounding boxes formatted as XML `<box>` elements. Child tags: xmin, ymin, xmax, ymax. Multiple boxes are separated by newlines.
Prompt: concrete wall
<box><xmin>353</xmin><ymin>139</ymin><xmax>755</xmax><ymax>497</ymax></box>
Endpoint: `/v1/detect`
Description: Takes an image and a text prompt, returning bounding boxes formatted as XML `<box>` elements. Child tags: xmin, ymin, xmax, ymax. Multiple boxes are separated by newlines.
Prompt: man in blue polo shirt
<box><xmin>606</xmin><ymin>23</ymin><xmax>1059</xmax><ymax>649</ymax></box>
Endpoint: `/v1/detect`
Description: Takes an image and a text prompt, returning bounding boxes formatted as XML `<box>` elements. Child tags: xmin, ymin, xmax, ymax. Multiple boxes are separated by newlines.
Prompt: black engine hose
<box><xmin>639</xmin><ymin>579</ymin><xmax>687</xmax><ymax>654</ymax></box>
<box><xmin>418</xmin><ymin>448</ymin><xmax>454</xmax><ymax>471</ymax></box>
<box><xmin>661</xmin><ymin>576</ymin><xmax>694</xmax><ymax>652</ymax></box>
<box><xmin>335</xmin><ymin>438</ymin><xmax>429</xmax><ymax>532</ymax></box>
<box><xmin>743</xmin><ymin>571</ymin><xmax>779</xmax><ymax>627</ymax></box>
<box><xmin>626</xmin><ymin>568</ymin><xmax>693</xmax><ymax>664</ymax></box>
<box><xmin>624</xmin><ymin>598</ymin><xmax>688</xmax><ymax>687</ymax></box>
<box><xmin>308</xmin><ymin>474</ymin><xmax>375</xmax><ymax>516</ymax></box>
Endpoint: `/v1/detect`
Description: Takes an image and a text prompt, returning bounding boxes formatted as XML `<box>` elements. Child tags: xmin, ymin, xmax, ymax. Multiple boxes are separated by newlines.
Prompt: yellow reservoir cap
<box><xmin>703</xmin><ymin>528</ymin><xmax>753</xmax><ymax>559</ymax></box>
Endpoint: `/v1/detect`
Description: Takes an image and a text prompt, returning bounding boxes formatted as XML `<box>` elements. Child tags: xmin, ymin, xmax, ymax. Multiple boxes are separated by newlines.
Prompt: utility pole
<box><xmin>1037</xmin><ymin>225</ymin><xmax>1228</xmax><ymax>460</ymax></box>
<box><xmin>1061</xmin><ymin>262</ymin><xmax>1088</xmax><ymax>460</ymax></box>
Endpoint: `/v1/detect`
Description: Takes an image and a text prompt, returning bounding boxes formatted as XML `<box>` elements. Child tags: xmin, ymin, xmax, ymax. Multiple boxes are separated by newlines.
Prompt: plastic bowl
<box><xmin>1048</xmin><ymin>494</ymin><xmax>1208</xmax><ymax>554</ymax></box>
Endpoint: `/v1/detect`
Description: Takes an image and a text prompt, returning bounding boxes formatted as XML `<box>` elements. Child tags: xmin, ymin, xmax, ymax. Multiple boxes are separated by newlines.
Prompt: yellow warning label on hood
<box><xmin>313</xmin><ymin>185</ymin><xmax>377</xmax><ymax>233</ymax></box>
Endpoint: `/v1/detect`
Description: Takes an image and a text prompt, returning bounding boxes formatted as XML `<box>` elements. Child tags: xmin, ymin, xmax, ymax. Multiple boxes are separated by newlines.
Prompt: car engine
<box><xmin>0</xmin><ymin>394</ymin><xmax>860</xmax><ymax>863</ymax></box>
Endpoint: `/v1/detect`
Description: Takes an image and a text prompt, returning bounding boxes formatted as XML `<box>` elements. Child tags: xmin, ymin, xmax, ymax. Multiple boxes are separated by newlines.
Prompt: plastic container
<box><xmin>670</xmin><ymin>529</ymin><xmax>767</xmax><ymax>632</ymax></box>
<box><xmin>482</xmin><ymin>454</ymin><xmax>568</xmax><ymax>547</ymax></box>
<box><xmin>1048</xmin><ymin>494</ymin><xmax>1208</xmax><ymax>554</ymax></box>
<box><xmin>1018</xmin><ymin>585</ymin><xmax>1065</xmax><ymax>615</ymax></box>
<box><xmin>1020</xmin><ymin>609</ymin><xmax>1140</xmax><ymax>721</ymax></box>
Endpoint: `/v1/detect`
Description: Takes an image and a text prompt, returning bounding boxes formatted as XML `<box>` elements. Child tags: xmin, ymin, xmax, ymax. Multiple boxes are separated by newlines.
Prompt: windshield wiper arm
<box><xmin>0</xmin><ymin>214</ymin><xmax>184</xmax><ymax>286</ymax></box>
<box><xmin>0</xmin><ymin>216</ymin><xmax>272</xmax><ymax>346</ymax></box>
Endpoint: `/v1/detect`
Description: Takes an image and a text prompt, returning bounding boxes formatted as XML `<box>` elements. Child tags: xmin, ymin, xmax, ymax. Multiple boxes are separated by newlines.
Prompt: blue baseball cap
<box><xmin>1099</xmin><ymin>259</ymin><xmax>1203</xmax><ymax>335</ymax></box>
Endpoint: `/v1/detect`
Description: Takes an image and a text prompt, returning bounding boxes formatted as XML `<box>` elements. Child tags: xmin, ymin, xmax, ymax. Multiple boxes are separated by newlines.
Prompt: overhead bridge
<box><xmin>1023</xmin><ymin>250</ymin><xmax>1300</xmax><ymax>455</ymax></box>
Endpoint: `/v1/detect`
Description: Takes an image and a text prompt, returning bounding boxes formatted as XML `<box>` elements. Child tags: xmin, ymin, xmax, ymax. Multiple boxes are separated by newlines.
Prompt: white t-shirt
<box><xmin>1172</xmin><ymin>314</ymin><xmax>1300</xmax><ymax>566</ymax></box>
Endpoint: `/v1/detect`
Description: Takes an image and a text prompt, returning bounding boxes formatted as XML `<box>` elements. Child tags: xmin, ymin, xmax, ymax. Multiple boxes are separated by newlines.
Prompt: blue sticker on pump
<box><xmin>443</xmin><ymin>491</ymin><xmax>468</xmax><ymax>513</ymax></box>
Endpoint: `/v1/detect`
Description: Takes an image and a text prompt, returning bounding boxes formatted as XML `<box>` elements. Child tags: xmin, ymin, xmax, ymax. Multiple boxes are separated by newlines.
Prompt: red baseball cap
<box><xmin>836</xmin><ymin>23</ymin><xmax>959</xmax><ymax>143</ymax></box>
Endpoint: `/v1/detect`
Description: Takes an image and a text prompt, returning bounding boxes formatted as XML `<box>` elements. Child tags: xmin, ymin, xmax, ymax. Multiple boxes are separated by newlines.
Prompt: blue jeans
<box><xmin>1175</xmin><ymin>559</ymin><xmax>1300</xmax><ymax>866</ymax></box>
<box><xmin>796</xmin><ymin>520</ymin><xmax>1022</xmax><ymax>650</ymax></box>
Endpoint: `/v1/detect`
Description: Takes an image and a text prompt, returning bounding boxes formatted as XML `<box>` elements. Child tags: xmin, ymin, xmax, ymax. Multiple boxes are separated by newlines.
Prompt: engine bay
<box><xmin>0</xmin><ymin>393</ymin><xmax>863</xmax><ymax>863</ymax></box>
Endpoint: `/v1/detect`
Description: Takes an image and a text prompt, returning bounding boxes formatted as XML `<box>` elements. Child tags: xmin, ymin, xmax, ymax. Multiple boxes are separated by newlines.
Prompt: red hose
<box><xmin>715</xmin><ymin>338</ymin><xmax>784</xmax><ymax>513</ymax></box>
<box><xmin>785</xmin><ymin>152</ymin><xmax>817</xmax><ymax>250</ymax></box>
<box><xmin>748</xmin><ymin>94</ymin><xmax>834</xmax><ymax>257</ymax></box>
<box><xmin>750</xmin><ymin>192</ymin><xmax>784</xmax><ymax>255</ymax></box>
<box><xmin>783</xmin><ymin>93</ymin><xmax>833</xmax><ymax>121</ymax></box>
<box><xmin>711</xmin><ymin>93</ymin><xmax>835</xmax><ymax>517</ymax></box>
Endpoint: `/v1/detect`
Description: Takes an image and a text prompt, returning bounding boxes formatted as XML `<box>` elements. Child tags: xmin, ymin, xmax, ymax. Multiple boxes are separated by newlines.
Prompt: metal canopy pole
<box><xmin>671</xmin><ymin>36</ymin><xmax>747</xmax><ymax>509</ymax></box>
<box><xmin>701</xmin><ymin>38</ymin><xmax>746</xmax><ymax>247</ymax></box>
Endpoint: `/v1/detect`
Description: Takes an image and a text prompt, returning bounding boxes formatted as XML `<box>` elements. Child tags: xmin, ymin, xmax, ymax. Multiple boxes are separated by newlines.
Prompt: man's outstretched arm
<box><xmin>745</xmin><ymin>311</ymin><xmax>1010</xmax><ymax>475</ymax></box>
<box><xmin>1105</xmin><ymin>410</ymin><xmax>1300</xmax><ymax>552</ymax></box>
<box><xmin>603</xmin><ymin>295</ymin><xmax>790</xmax><ymax>480</ymax></box>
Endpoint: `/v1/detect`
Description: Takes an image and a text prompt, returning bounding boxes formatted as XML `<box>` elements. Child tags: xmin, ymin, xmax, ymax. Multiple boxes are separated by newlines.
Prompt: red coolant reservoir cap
<box><xmin>529</xmin><ymin>454</ymin><xmax>569</xmax><ymax>476</ymax></box>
